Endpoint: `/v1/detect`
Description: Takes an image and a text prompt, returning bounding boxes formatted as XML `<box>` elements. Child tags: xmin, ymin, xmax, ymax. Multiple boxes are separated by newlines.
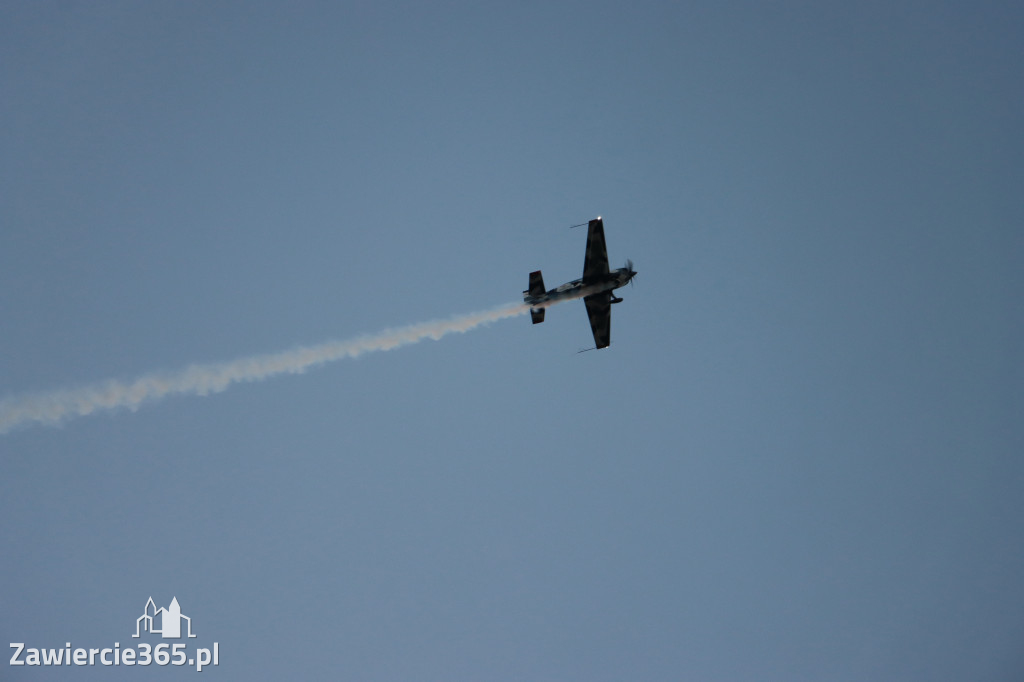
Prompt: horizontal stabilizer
<box><xmin>531</xmin><ymin>308</ymin><xmax>545</xmax><ymax>324</ymax></box>
<box><xmin>527</xmin><ymin>270</ymin><xmax>545</xmax><ymax>298</ymax></box>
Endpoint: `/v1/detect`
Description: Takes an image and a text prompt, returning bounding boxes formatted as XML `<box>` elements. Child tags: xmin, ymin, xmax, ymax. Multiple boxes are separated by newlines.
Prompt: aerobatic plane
<box><xmin>523</xmin><ymin>217</ymin><xmax>636</xmax><ymax>349</ymax></box>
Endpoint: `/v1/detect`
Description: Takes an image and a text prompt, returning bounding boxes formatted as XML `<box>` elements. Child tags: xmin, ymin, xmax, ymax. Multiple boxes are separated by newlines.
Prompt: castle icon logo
<box><xmin>133</xmin><ymin>597</ymin><xmax>197</xmax><ymax>639</ymax></box>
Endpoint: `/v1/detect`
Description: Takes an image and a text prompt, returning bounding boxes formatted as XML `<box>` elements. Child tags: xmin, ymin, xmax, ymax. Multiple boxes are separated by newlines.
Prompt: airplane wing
<box><xmin>584</xmin><ymin>292</ymin><xmax>611</xmax><ymax>349</ymax></box>
<box><xmin>583</xmin><ymin>218</ymin><xmax>610</xmax><ymax>280</ymax></box>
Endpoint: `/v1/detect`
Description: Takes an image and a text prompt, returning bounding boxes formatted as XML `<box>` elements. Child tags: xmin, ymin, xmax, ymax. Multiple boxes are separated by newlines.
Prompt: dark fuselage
<box><xmin>523</xmin><ymin>266</ymin><xmax>634</xmax><ymax>309</ymax></box>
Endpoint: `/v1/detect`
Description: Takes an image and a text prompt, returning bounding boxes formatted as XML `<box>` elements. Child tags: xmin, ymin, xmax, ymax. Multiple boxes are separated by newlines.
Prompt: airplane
<box><xmin>522</xmin><ymin>217</ymin><xmax>636</xmax><ymax>349</ymax></box>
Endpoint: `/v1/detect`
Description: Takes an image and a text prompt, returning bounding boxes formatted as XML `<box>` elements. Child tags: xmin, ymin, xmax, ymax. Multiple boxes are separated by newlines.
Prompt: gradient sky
<box><xmin>2</xmin><ymin>2</ymin><xmax>1022</xmax><ymax>680</ymax></box>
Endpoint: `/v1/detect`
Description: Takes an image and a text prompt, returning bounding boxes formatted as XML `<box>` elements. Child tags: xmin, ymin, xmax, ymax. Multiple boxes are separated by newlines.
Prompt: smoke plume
<box><xmin>0</xmin><ymin>301</ymin><xmax>531</xmax><ymax>434</ymax></box>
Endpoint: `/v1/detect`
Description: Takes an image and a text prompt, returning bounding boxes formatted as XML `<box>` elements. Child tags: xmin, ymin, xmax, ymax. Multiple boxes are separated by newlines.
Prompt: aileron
<box><xmin>583</xmin><ymin>218</ymin><xmax>610</xmax><ymax>280</ymax></box>
<box><xmin>584</xmin><ymin>292</ymin><xmax>612</xmax><ymax>349</ymax></box>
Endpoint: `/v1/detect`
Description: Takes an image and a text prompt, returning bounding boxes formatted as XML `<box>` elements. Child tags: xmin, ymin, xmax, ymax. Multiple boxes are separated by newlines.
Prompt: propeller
<box><xmin>625</xmin><ymin>258</ymin><xmax>637</xmax><ymax>287</ymax></box>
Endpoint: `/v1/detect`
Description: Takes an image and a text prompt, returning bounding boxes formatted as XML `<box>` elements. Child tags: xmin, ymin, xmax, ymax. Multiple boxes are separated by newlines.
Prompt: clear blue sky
<box><xmin>2</xmin><ymin>2</ymin><xmax>1022</xmax><ymax>679</ymax></box>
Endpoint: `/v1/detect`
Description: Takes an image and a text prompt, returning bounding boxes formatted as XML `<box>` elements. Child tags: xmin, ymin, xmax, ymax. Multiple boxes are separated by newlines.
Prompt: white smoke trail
<box><xmin>0</xmin><ymin>301</ymin><xmax>531</xmax><ymax>434</ymax></box>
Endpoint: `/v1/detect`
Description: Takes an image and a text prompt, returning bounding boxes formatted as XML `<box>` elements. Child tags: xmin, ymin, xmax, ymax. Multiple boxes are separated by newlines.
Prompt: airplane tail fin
<box><xmin>527</xmin><ymin>270</ymin><xmax>545</xmax><ymax>298</ymax></box>
<box><xmin>525</xmin><ymin>271</ymin><xmax>545</xmax><ymax>323</ymax></box>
